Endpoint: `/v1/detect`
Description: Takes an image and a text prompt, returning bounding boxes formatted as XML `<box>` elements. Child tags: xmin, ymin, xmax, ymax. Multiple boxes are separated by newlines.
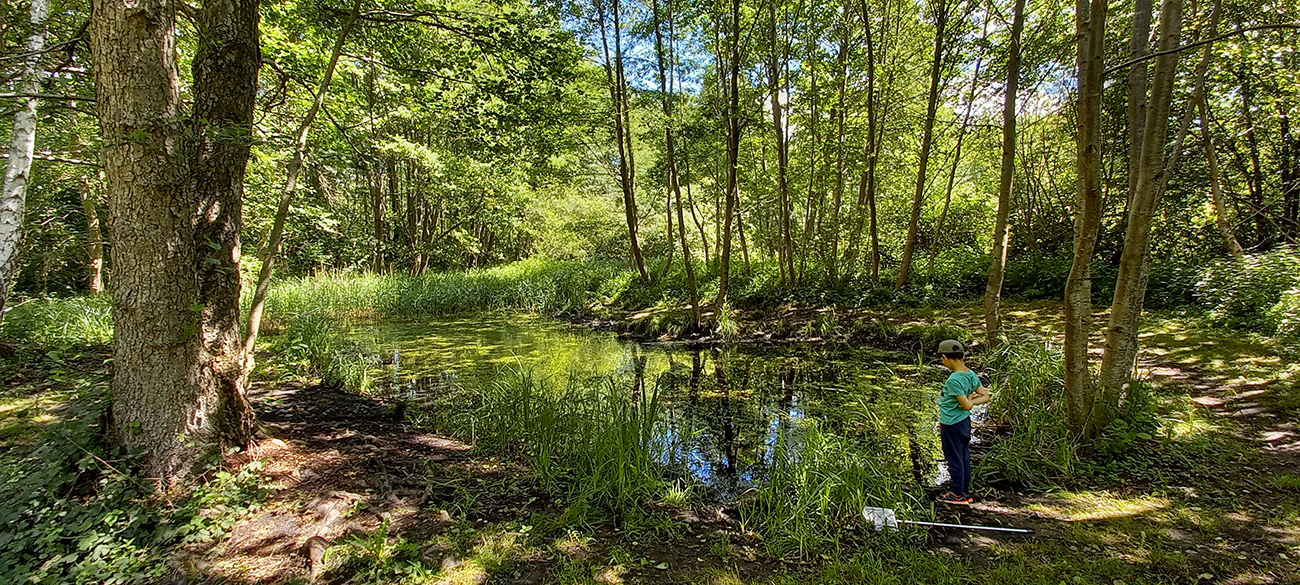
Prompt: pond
<box><xmin>344</xmin><ymin>312</ymin><xmax>970</xmax><ymax>501</ymax></box>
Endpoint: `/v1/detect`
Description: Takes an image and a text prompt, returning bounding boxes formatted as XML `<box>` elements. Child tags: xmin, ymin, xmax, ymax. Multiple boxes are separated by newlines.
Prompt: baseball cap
<box><xmin>937</xmin><ymin>339</ymin><xmax>964</xmax><ymax>354</ymax></box>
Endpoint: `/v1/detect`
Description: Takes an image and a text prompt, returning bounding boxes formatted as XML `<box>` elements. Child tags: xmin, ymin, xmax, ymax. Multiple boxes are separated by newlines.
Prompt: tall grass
<box><xmin>423</xmin><ymin>368</ymin><xmax>669</xmax><ymax>515</ymax></box>
<box><xmin>1</xmin><ymin>294</ymin><xmax>113</xmax><ymax>346</ymax></box>
<box><xmin>741</xmin><ymin>423</ymin><xmax>913</xmax><ymax>560</ymax></box>
<box><xmin>977</xmin><ymin>335</ymin><xmax>1077</xmax><ymax>485</ymax></box>
<box><xmin>261</xmin><ymin>258</ymin><xmax>624</xmax><ymax>321</ymax></box>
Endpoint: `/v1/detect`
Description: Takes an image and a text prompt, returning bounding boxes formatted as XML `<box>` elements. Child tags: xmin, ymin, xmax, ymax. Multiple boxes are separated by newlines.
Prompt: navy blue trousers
<box><xmin>940</xmin><ymin>417</ymin><xmax>972</xmax><ymax>496</ymax></box>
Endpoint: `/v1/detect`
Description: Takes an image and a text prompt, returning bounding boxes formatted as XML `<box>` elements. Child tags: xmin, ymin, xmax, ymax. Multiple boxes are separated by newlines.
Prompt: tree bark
<box><xmin>92</xmin><ymin>0</ymin><xmax>260</xmax><ymax>482</ymax></box>
<box><xmin>895</xmin><ymin>0</ymin><xmax>951</xmax><ymax>288</ymax></box>
<box><xmin>1096</xmin><ymin>0</ymin><xmax>1183</xmax><ymax>435</ymax></box>
<box><xmin>191</xmin><ymin>0</ymin><xmax>261</xmax><ymax>448</ymax></box>
<box><xmin>715</xmin><ymin>0</ymin><xmax>741</xmax><ymax>307</ymax></box>
<box><xmin>0</xmin><ymin>0</ymin><xmax>51</xmax><ymax>325</ymax></box>
<box><xmin>243</xmin><ymin>0</ymin><xmax>360</xmax><ymax>365</ymax></box>
<box><xmin>828</xmin><ymin>9</ymin><xmax>850</xmax><ymax>281</ymax></box>
<box><xmin>984</xmin><ymin>0</ymin><xmax>1025</xmax><ymax>348</ymax></box>
<box><xmin>80</xmin><ymin>175</ymin><xmax>104</xmax><ymax>293</ymax></box>
<box><xmin>1199</xmin><ymin>95</ymin><xmax>1244</xmax><ymax>256</ymax></box>
<box><xmin>1064</xmin><ymin>0</ymin><xmax>1109</xmax><ymax>438</ymax></box>
<box><xmin>1126</xmin><ymin>0</ymin><xmax>1152</xmax><ymax>197</ymax></box>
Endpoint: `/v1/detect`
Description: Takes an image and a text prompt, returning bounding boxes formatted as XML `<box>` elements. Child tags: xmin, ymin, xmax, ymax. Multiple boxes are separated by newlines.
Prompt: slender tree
<box><xmin>1063</xmin><ymin>0</ymin><xmax>1109</xmax><ymax>438</ymax></box>
<box><xmin>984</xmin><ymin>0</ymin><xmax>1026</xmax><ymax>347</ymax></box>
<box><xmin>244</xmin><ymin>0</ymin><xmax>362</xmax><ymax>368</ymax></box>
<box><xmin>895</xmin><ymin>0</ymin><xmax>953</xmax><ymax>288</ymax></box>
<box><xmin>0</xmin><ymin>0</ymin><xmax>51</xmax><ymax>324</ymax></box>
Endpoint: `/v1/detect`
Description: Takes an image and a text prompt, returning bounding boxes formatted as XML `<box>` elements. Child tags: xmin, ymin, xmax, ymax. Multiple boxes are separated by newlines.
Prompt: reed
<box><xmin>260</xmin><ymin>259</ymin><xmax>623</xmax><ymax>322</ymax></box>
<box><xmin>741</xmin><ymin>421</ymin><xmax>914</xmax><ymax>560</ymax></box>
<box><xmin>433</xmin><ymin>368</ymin><xmax>669</xmax><ymax>516</ymax></box>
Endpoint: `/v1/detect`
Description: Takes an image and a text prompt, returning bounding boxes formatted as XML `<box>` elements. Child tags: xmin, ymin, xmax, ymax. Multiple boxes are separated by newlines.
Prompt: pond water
<box><xmin>344</xmin><ymin>312</ymin><xmax>965</xmax><ymax>500</ymax></box>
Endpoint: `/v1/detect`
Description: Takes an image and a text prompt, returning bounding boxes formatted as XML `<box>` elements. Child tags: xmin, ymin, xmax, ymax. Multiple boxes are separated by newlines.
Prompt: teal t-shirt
<box><xmin>939</xmin><ymin>370</ymin><xmax>980</xmax><ymax>425</ymax></box>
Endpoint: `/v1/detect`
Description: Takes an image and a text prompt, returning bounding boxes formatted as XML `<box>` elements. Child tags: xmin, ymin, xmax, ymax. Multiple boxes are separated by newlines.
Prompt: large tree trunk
<box><xmin>984</xmin><ymin>0</ymin><xmax>1025</xmax><ymax>348</ymax></box>
<box><xmin>243</xmin><ymin>0</ymin><xmax>360</xmax><ymax>365</ymax></box>
<box><xmin>895</xmin><ymin>0</ymin><xmax>951</xmax><ymax>288</ymax></box>
<box><xmin>0</xmin><ymin>0</ymin><xmax>51</xmax><ymax>325</ymax></box>
<box><xmin>191</xmin><ymin>0</ymin><xmax>261</xmax><ymax>448</ymax></box>
<box><xmin>1095</xmin><ymin>0</ymin><xmax>1183</xmax><ymax>435</ymax></box>
<box><xmin>91</xmin><ymin>0</ymin><xmax>260</xmax><ymax>482</ymax></box>
<box><xmin>1063</xmin><ymin>0</ymin><xmax>1109</xmax><ymax>438</ymax></box>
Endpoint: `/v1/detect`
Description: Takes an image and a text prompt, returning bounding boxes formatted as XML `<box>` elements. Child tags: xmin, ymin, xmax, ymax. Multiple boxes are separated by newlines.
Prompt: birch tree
<box><xmin>0</xmin><ymin>0</ymin><xmax>51</xmax><ymax>324</ymax></box>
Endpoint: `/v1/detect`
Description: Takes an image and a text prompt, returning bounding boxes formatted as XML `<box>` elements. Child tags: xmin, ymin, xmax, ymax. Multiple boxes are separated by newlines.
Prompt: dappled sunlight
<box><xmin>1023</xmin><ymin>491</ymin><xmax>1171</xmax><ymax>522</ymax></box>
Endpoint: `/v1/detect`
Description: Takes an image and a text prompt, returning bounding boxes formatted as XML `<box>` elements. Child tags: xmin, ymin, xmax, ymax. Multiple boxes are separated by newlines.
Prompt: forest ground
<box><xmin>4</xmin><ymin>302</ymin><xmax>1299</xmax><ymax>584</ymax></box>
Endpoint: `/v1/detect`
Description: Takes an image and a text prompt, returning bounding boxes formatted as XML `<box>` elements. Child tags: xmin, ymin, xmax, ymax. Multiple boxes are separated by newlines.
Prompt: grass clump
<box><xmin>1</xmin><ymin>294</ymin><xmax>113</xmax><ymax>346</ymax></box>
<box><xmin>741</xmin><ymin>422</ymin><xmax>913</xmax><ymax>560</ymax></box>
<box><xmin>422</xmin><ymin>368</ymin><xmax>668</xmax><ymax>517</ymax></box>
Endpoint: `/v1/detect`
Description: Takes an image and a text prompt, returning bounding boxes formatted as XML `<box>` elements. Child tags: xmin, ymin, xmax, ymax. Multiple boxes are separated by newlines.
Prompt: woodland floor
<box><xmin>176</xmin><ymin>301</ymin><xmax>1300</xmax><ymax>585</ymax></box>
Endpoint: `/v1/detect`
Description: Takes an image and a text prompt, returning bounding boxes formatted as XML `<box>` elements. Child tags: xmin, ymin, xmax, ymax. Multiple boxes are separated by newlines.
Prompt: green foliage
<box><xmin>977</xmin><ymin>337</ymin><xmax>1076</xmax><ymax>486</ymax></box>
<box><xmin>263</xmin><ymin>258</ymin><xmax>623</xmax><ymax>320</ymax></box>
<box><xmin>741</xmin><ymin>422</ymin><xmax>912</xmax><ymax>560</ymax></box>
<box><xmin>424</xmin><ymin>368</ymin><xmax>668</xmax><ymax>516</ymax></box>
<box><xmin>0</xmin><ymin>393</ymin><xmax>270</xmax><ymax>584</ymax></box>
<box><xmin>1196</xmin><ymin>248</ymin><xmax>1300</xmax><ymax>337</ymax></box>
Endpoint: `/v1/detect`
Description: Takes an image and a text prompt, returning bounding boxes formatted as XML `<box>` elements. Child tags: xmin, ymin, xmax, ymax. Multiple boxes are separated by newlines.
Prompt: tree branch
<box><xmin>1105</xmin><ymin>23</ymin><xmax>1300</xmax><ymax>77</ymax></box>
<box><xmin>0</xmin><ymin>92</ymin><xmax>95</xmax><ymax>101</ymax></box>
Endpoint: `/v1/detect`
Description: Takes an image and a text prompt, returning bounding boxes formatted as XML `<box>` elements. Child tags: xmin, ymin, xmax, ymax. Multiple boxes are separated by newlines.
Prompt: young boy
<box><xmin>936</xmin><ymin>339</ymin><xmax>990</xmax><ymax>505</ymax></box>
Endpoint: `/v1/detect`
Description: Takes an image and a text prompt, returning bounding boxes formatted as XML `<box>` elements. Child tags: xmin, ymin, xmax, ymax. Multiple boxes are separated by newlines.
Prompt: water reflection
<box><xmin>345</xmin><ymin>313</ymin><xmax>950</xmax><ymax>500</ymax></box>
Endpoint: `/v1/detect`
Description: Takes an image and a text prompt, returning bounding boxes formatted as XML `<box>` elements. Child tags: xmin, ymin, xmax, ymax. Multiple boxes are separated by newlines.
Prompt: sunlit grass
<box><xmin>1</xmin><ymin>294</ymin><xmax>113</xmax><ymax>345</ymax></box>
<box><xmin>1024</xmin><ymin>491</ymin><xmax>1171</xmax><ymax>522</ymax></box>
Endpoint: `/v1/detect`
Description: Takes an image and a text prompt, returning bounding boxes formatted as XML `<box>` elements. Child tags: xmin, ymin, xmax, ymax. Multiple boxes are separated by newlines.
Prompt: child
<box><xmin>936</xmin><ymin>339</ymin><xmax>990</xmax><ymax>505</ymax></box>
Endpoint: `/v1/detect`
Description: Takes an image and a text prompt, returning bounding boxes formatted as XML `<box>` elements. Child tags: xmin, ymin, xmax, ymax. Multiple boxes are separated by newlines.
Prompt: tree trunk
<box><xmin>1281</xmin><ymin>107</ymin><xmax>1299</xmax><ymax>243</ymax></box>
<box><xmin>828</xmin><ymin>10</ymin><xmax>850</xmax><ymax>281</ymax></box>
<box><xmin>0</xmin><ymin>0</ymin><xmax>51</xmax><ymax>325</ymax></box>
<box><xmin>1095</xmin><ymin>0</ymin><xmax>1183</xmax><ymax>436</ymax></box>
<box><xmin>928</xmin><ymin>32</ymin><xmax>985</xmax><ymax>284</ymax></box>
<box><xmin>798</xmin><ymin>58</ymin><xmax>818</xmax><ymax>283</ymax></box>
<box><xmin>653</xmin><ymin>0</ymin><xmax>700</xmax><ymax>330</ymax></box>
<box><xmin>92</xmin><ymin>0</ymin><xmax>260</xmax><ymax>482</ymax></box>
<box><xmin>767</xmin><ymin>0</ymin><xmax>794</xmax><ymax>284</ymax></box>
<box><xmin>845</xmin><ymin>0</ymin><xmax>880</xmax><ymax>281</ymax></box>
<box><xmin>1200</xmin><ymin>96</ymin><xmax>1245</xmax><ymax>257</ymax></box>
<box><xmin>243</xmin><ymin>0</ymin><xmax>360</xmax><ymax>367</ymax></box>
<box><xmin>716</xmin><ymin>0</ymin><xmax>741</xmax><ymax>307</ymax></box>
<box><xmin>1126</xmin><ymin>0</ymin><xmax>1152</xmax><ymax>197</ymax></box>
<box><xmin>598</xmin><ymin>0</ymin><xmax>649</xmax><ymax>283</ymax></box>
<box><xmin>895</xmin><ymin>0</ymin><xmax>951</xmax><ymax>288</ymax></box>
<box><xmin>191</xmin><ymin>0</ymin><xmax>261</xmax><ymax>448</ymax></box>
<box><xmin>1063</xmin><ymin>0</ymin><xmax>1109</xmax><ymax>439</ymax></box>
<box><xmin>81</xmin><ymin>176</ymin><xmax>104</xmax><ymax>293</ymax></box>
<box><xmin>984</xmin><ymin>0</ymin><xmax>1025</xmax><ymax>348</ymax></box>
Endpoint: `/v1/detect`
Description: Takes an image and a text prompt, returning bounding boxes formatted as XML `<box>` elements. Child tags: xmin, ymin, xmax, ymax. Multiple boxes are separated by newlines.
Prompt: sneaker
<box><xmin>938</xmin><ymin>492</ymin><xmax>972</xmax><ymax>505</ymax></box>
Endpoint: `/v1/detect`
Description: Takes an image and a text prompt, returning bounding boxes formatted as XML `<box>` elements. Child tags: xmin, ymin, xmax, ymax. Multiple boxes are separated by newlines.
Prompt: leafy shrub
<box><xmin>1195</xmin><ymin>247</ymin><xmax>1300</xmax><ymax>335</ymax></box>
<box><xmin>0</xmin><ymin>393</ymin><xmax>270</xmax><ymax>584</ymax></box>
